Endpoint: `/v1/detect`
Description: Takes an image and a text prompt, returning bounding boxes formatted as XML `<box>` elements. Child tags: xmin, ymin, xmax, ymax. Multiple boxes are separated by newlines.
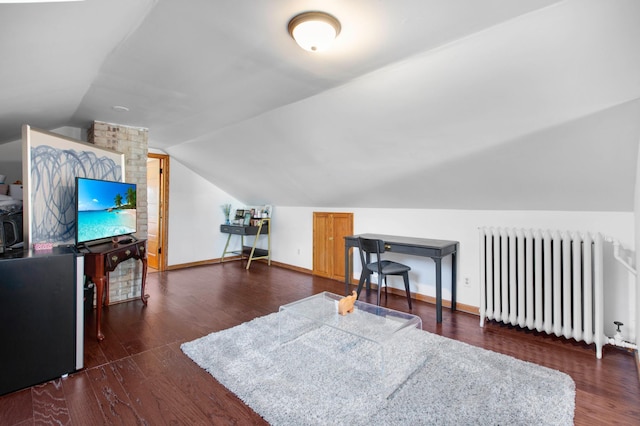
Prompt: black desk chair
<box><xmin>356</xmin><ymin>237</ymin><xmax>413</xmax><ymax>309</ymax></box>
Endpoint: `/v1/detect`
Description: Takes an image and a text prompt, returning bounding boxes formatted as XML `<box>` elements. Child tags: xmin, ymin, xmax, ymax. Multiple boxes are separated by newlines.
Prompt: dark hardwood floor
<box><xmin>1</xmin><ymin>261</ymin><xmax>638</xmax><ymax>425</ymax></box>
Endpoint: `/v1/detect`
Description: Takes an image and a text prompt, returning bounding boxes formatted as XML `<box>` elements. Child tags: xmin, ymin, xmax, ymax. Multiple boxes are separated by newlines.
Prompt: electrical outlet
<box><xmin>464</xmin><ymin>277</ymin><xmax>471</xmax><ymax>287</ymax></box>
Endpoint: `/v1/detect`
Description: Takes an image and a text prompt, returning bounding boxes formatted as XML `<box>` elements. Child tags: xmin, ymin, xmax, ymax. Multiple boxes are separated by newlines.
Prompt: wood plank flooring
<box><xmin>1</xmin><ymin>261</ymin><xmax>638</xmax><ymax>425</ymax></box>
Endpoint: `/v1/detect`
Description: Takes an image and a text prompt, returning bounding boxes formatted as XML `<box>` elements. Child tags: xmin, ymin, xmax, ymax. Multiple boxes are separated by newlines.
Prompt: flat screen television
<box><xmin>75</xmin><ymin>177</ymin><xmax>137</xmax><ymax>245</ymax></box>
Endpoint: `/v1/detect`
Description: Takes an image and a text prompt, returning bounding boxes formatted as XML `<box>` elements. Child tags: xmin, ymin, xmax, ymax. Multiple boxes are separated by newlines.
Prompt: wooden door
<box><xmin>313</xmin><ymin>213</ymin><xmax>331</xmax><ymax>278</ymax></box>
<box><xmin>147</xmin><ymin>154</ymin><xmax>169</xmax><ymax>271</ymax></box>
<box><xmin>313</xmin><ymin>212</ymin><xmax>353</xmax><ymax>281</ymax></box>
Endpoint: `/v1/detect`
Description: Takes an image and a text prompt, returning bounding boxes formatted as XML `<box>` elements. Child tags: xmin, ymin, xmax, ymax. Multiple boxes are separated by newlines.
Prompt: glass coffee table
<box><xmin>278</xmin><ymin>291</ymin><xmax>425</xmax><ymax>397</ymax></box>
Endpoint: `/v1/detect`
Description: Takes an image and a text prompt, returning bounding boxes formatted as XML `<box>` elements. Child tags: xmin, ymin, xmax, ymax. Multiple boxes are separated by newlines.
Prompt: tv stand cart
<box><xmin>220</xmin><ymin>218</ymin><xmax>271</xmax><ymax>269</ymax></box>
<box><xmin>83</xmin><ymin>239</ymin><xmax>148</xmax><ymax>341</ymax></box>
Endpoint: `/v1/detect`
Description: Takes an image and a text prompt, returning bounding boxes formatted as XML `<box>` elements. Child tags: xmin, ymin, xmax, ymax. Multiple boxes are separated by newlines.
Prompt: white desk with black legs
<box><xmin>344</xmin><ymin>233</ymin><xmax>459</xmax><ymax>323</ymax></box>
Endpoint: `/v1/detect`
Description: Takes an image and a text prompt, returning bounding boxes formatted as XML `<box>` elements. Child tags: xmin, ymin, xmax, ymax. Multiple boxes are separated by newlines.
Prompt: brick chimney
<box><xmin>88</xmin><ymin>121</ymin><xmax>149</xmax><ymax>304</ymax></box>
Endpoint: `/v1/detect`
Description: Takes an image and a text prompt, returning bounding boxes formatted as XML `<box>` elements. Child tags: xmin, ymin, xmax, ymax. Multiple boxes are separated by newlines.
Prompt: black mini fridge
<box><xmin>0</xmin><ymin>246</ymin><xmax>84</xmax><ymax>395</ymax></box>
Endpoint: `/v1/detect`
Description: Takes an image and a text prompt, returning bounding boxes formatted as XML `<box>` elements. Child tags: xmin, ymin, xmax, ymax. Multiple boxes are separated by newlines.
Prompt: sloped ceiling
<box><xmin>1</xmin><ymin>0</ymin><xmax>639</xmax><ymax>211</ymax></box>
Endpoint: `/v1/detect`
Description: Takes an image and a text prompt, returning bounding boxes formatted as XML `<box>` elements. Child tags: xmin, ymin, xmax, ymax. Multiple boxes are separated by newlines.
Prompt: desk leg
<box><xmin>94</xmin><ymin>276</ymin><xmax>106</xmax><ymax>341</ymax></box>
<box><xmin>344</xmin><ymin>244</ymin><xmax>350</xmax><ymax>295</ymax></box>
<box><xmin>220</xmin><ymin>234</ymin><xmax>232</xmax><ymax>263</ymax></box>
<box><xmin>105</xmin><ymin>272</ymin><xmax>110</xmax><ymax>306</ymax></box>
<box><xmin>141</xmin><ymin>257</ymin><xmax>149</xmax><ymax>305</ymax></box>
<box><xmin>365</xmin><ymin>252</ymin><xmax>371</xmax><ymax>293</ymax></box>
<box><xmin>435</xmin><ymin>258</ymin><xmax>442</xmax><ymax>323</ymax></box>
<box><xmin>451</xmin><ymin>248</ymin><xmax>457</xmax><ymax>312</ymax></box>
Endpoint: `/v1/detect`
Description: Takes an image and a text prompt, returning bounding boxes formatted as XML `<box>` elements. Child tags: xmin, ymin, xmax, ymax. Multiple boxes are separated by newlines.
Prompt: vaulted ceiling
<box><xmin>1</xmin><ymin>0</ymin><xmax>639</xmax><ymax>210</ymax></box>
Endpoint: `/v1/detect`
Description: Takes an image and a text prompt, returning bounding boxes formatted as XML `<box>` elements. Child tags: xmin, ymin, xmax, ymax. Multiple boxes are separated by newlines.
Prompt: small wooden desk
<box><xmin>83</xmin><ymin>239</ymin><xmax>148</xmax><ymax>341</ymax></box>
<box><xmin>344</xmin><ymin>233</ymin><xmax>458</xmax><ymax>323</ymax></box>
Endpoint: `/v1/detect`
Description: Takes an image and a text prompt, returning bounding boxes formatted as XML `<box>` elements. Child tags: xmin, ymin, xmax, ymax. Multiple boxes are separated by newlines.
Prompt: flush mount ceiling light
<box><xmin>288</xmin><ymin>11</ymin><xmax>341</xmax><ymax>52</ymax></box>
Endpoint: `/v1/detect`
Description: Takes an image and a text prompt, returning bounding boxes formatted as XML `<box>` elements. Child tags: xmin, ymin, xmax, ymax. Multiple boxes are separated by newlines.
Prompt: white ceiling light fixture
<box><xmin>288</xmin><ymin>11</ymin><xmax>341</xmax><ymax>52</ymax></box>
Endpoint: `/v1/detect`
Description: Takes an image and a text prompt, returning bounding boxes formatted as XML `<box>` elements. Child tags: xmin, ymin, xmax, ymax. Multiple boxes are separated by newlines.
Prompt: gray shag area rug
<box><xmin>181</xmin><ymin>311</ymin><xmax>575</xmax><ymax>425</ymax></box>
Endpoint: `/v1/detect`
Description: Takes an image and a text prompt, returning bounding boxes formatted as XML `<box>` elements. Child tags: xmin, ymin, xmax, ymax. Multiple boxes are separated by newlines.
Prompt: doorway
<box><xmin>312</xmin><ymin>212</ymin><xmax>353</xmax><ymax>281</ymax></box>
<box><xmin>147</xmin><ymin>154</ymin><xmax>169</xmax><ymax>271</ymax></box>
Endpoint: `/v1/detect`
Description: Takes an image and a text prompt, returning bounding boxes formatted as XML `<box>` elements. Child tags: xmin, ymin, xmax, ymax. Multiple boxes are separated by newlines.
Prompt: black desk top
<box><xmin>345</xmin><ymin>233</ymin><xmax>458</xmax><ymax>249</ymax></box>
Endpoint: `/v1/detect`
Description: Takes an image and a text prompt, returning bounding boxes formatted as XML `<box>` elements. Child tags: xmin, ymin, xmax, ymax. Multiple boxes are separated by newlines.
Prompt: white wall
<box><xmin>0</xmin><ymin>140</ymin><xmax>22</xmax><ymax>184</ymax></box>
<box><xmin>167</xmin><ymin>158</ymin><xmax>243</xmax><ymax>266</ymax></box>
<box><xmin>635</xmin><ymin>137</ymin><xmax>640</xmax><ymax>353</ymax></box>
<box><xmin>166</xmin><ymin>162</ymin><xmax>635</xmax><ymax>341</ymax></box>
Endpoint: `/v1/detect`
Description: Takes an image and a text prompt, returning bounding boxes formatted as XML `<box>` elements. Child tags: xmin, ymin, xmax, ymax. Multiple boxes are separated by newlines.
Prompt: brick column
<box><xmin>88</xmin><ymin>121</ymin><xmax>149</xmax><ymax>304</ymax></box>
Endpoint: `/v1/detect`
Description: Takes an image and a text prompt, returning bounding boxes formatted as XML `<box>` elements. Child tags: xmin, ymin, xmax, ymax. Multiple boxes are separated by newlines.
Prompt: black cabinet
<box><xmin>0</xmin><ymin>246</ymin><xmax>84</xmax><ymax>395</ymax></box>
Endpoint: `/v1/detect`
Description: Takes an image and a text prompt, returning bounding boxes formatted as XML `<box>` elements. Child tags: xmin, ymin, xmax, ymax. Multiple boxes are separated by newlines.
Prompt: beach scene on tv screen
<box><xmin>77</xmin><ymin>179</ymin><xmax>136</xmax><ymax>243</ymax></box>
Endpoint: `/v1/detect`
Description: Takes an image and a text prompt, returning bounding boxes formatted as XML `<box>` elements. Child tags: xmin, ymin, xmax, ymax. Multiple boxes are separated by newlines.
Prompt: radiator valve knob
<box><xmin>613</xmin><ymin>321</ymin><xmax>624</xmax><ymax>345</ymax></box>
<box><xmin>614</xmin><ymin>321</ymin><xmax>624</xmax><ymax>332</ymax></box>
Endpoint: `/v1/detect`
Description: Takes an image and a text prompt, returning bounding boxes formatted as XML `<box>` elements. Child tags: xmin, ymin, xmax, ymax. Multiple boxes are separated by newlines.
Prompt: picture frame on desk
<box><xmin>243</xmin><ymin>212</ymin><xmax>251</xmax><ymax>226</ymax></box>
<box><xmin>235</xmin><ymin>209</ymin><xmax>245</xmax><ymax>220</ymax></box>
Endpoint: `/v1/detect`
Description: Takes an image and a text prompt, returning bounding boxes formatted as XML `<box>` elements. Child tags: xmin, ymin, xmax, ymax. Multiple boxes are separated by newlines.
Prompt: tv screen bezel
<box><xmin>75</xmin><ymin>177</ymin><xmax>137</xmax><ymax>246</ymax></box>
